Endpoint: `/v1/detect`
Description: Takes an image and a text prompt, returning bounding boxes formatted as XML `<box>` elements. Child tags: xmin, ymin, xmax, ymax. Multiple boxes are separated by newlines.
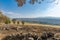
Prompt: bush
<box><xmin>5</xmin><ymin>19</ymin><xmax>11</xmax><ymax>24</ymax></box>
<box><xmin>12</xmin><ymin>19</ymin><xmax>16</xmax><ymax>24</ymax></box>
<box><xmin>21</xmin><ymin>21</ymin><xmax>24</xmax><ymax>25</ymax></box>
<box><xmin>17</xmin><ymin>21</ymin><xmax>20</xmax><ymax>24</ymax></box>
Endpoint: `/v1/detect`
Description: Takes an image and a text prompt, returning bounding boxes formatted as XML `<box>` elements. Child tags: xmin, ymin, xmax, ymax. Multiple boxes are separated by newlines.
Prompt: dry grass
<box><xmin>0</xmin><ymin>23</ymin><xmax>60</xmax><ymax>40</ymax></box>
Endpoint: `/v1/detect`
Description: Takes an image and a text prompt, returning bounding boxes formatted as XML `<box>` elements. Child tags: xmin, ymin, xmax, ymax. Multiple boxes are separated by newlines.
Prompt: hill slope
<box><xmin>0</xmin><ymin>11</ymin><xmax>10</xmax><ymax>23</ymax></box>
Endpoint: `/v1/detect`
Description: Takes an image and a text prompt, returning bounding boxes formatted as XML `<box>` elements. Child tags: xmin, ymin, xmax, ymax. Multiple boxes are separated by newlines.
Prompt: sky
<box><xmin>0</xmin><ymin>0</ymin><xmax>60</xmax><ymax>18</ymax></box>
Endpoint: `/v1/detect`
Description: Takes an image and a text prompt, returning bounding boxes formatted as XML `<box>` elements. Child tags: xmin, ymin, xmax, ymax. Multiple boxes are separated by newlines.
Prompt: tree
<box><xmin>12</xmin><ymin>19</ymin><xmax>16</xmax><ymax>24</ymax></box>
<box><xmin>21</xmin><ymin>21</ymin><xmax>24</xmax><ymax>25</ymax></box>
<box><xmin>16</xmin><ymin>0</ymin><xmax>56</xmax><ymax>7</ymax></box>
<box><xmin>5</xmin><ymin>19</ymin><xmax>11</xmax><ymax>24</ymax></box>
<box><xmin>17</xmin><ymin>21</ymin><xmax>20</xmax><ymax>24</ymax></box>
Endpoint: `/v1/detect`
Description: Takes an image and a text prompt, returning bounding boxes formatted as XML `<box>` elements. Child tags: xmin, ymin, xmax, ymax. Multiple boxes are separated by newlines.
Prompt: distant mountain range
<box><xmin>14</xmin><ymin>17</ymin><xmax>60</xmax><ymax>25</ymax></box>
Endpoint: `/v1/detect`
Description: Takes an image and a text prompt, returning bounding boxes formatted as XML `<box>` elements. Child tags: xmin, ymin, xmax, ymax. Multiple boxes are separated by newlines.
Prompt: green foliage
<box><xmin>21</xmin><ymin>21</ymin><xmax>24</xmax><ymax>25</ymax></box>
<box><xmin>0</xmin><ymin>11</ymin><xmax>11</xmax><ymax>23</ymax></box>
<box><xmin>17</xmin><ymin>21</ymin><xmax>20</xmax><ymax>24</ymax></box>
<box><xmin>12</xmin><ymin>19</ymin><xmax>16</xmax><ymax>24</ymax></box>
<box><xmin>5</xmin><ymin>19</ymin><xmax>11</xmax><ymax>24</ymax></box>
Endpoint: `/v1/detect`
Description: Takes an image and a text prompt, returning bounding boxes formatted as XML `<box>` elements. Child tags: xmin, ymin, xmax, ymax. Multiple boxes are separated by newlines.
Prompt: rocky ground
<box><xmin>0</xmin><ymin>24</ymin><xmax>60</xmax><ymax>40</ymax></box>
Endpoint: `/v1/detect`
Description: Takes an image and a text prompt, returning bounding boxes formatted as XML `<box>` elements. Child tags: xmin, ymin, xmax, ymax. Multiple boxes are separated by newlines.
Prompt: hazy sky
<box><xmin>0</xmin><ymin>0</ymin><xmax>60</xmax><ymax>18</ymax></box>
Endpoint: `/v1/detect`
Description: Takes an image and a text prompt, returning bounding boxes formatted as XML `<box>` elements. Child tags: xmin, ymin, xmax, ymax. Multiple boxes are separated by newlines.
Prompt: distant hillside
<box><xmin>14</xmin><ymin>17</ymin><xmax>60</xmax><ymax>25</ymax></box>
<box><xmin>0</xmin><ymin>11</ymin><xmax>10</xmax><ymax>23</ymax></box>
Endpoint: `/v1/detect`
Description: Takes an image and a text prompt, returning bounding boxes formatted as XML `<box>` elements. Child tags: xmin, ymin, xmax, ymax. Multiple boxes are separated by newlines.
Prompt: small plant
<box><xmin>17</xmin><ymin>21</ymin><xmax>20</xmax><ymax>24</ymax></box>
<box><xmin>21</xmin><ymin>21</ymin><xmax>24</xmax><ymax>25</ymax></box>
<box><xmin>12</xmin><ymin>19</ymin><xmax>16</xmax><ymax>24</ymax></box>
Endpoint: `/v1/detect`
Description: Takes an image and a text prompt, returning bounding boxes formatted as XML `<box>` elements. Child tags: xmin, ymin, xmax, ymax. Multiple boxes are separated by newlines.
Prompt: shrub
<box><xmin>17</xmin><ymin>21</ymin><xmax>20</xmax><ymax>24</ymax></box>
<box><xmin>21</xmin><ymin>21</ymin><xmax>24</xmax><ymax>25</ymax></box>
<box><xmin>5</xmin><ymin>19</ymin><xmax>11</xmax><ymax>24</ymax></box>
<box><xmin>12</xmin><ymin>19</ymin><xmax>16</xmax><ymax>24</ymax></box>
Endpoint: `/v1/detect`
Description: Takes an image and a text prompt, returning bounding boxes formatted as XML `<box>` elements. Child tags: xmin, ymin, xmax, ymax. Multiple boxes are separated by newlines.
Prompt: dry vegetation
<box><xmin>0</xmin><ymin>23</ymin><xmax>60</xmax><ymax>40</ymax></box>
<box><xmin>0</xmin><ymin>11</ymin><xmax>60</xmax><ymax>40</ymax></box>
